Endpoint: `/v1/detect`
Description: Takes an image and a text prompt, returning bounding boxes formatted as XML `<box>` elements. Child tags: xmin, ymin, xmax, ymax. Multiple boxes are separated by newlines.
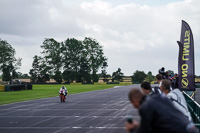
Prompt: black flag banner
<box><xmin>177</xmin><ymin>20</ymin><xmax>195</xmax><ymax>91</ymax></box>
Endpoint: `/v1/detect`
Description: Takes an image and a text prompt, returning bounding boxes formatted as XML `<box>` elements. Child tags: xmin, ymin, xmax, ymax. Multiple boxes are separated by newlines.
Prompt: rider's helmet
<box><xmin>62</xmin><ymin>86</ymin><xmax>65</xmax><ymax>89</ymax></box>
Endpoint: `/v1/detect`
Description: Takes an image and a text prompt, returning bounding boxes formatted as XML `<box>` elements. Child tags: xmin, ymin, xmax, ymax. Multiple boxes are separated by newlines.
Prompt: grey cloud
<box><xmin>0</xmin><ymin>0</ymin><xmax>200</xmax><ymax>75</ymax></box>
<box><xmin>0</xmin><ymin>0</ymin><xmax>86</xmax><ymax>38</ymax></box>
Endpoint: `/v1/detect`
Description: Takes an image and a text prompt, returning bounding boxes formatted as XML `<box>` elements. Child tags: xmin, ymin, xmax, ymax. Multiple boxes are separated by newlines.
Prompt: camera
<box><xmin>158</xmin><ymin>67</ymin><xmax>165</xmax><ymax>75</ymax></box>
<box><xmin>126</xmin><ymin>115</ymin><xmax>134</xmax><ymax>124</ymax></box>
<box><xmin>158</xmin><ymin>67</ymin><xmax>168</xmax><ymax>79</ymax></box>
<box><xmin>126</xmin><ymin>115</ymin><xmax>136</xmax><ymax>133</ymax></box>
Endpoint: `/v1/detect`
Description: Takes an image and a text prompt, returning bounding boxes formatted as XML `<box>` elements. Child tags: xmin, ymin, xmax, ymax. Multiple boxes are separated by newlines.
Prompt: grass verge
<box><xmin>0</xmin><ymin>84</ymin><xmax>131</xmax><ymax>105</ymax></box>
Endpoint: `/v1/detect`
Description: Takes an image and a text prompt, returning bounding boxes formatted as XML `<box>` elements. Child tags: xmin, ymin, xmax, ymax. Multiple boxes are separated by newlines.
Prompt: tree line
<box><xmin>29</xmin><ymin>37</ymin><xmax>107</xmax><ymax>83</ymax></box>
<box><xmin>0</xmin><ymin>38</ymin><xmax>172</xmax><ymax>84</ymax></box>
<box><xmin>0</xmin><ymin>39</ymin><xmax>21</xmax><ymax>81</ymax></box>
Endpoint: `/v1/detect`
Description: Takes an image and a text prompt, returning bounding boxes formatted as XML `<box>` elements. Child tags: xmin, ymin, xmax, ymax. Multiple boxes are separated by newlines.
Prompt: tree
<box><xmin>53</xmin><ymin>71</ymin><xmax>62</xmax><ymax>83</ymax></box>
<box><xmin>62</xmin><ymin>70</ymin><xmax>74</xmax><ymax>83</ymax></box>
<box><xmin>112</xmin><ymin>68</ymin><xmax>124</xmax><ymax>82</ymax></box>
<box><xmin>101</xmin><ymin>61</ymin><xmax>109</xmax><ymax>83</ymax></box>
<box><xmin>31</xmin><ymin>37</ymin><xmax>108</xmax><ymax>83</ymax></box>
<box><xmin>132</xmin><ymin>70</ymin><xmax>146</xmax><ymax>83</ymax></box>
<box><xmin>79</xmin><ymin>57</ymin><xmax>91</xmax><ymax>82</ymax></box>
<box><xmin>29</xmin><ymin>55</ymin><xmax>40</xmax><ymax>83</ymax></box>
<box><xmin>83</xmin><ymin>37</ymin><xmax>107</xmax><ymax>82</ymax></box>
<box><xmin>146</xmin><ymin>71</ymin><xmax>155</xmax><ymax>83</ymax></box>
<box><xmin>29</xmin><ymin>55</ymin><xmax>50</xmax><ymax>83</ymax></box>
<box><xmin>0</xmin><ymin>39</ymin><xmax>21</xmax><ymax>81</ymax></box>
<box><xmin>61</xmin><ymin>38</ymin><xmax>84</xmax><ymax>82</ymax></box>
<box><xmin>195</xmin><ymin>75</ymin><xmax>200</xmax><ymax>78</ymax></box>
<box><xmin>41</xmin><ymin>38</ymin><xmax>62</xmax><ymax>83</ymax></box>
<box><xmin>2</xmin><ymin>64</ymin><xmax>12</xmax><ymax>81</ymax></box>
<box><xmin>20</xmin><ymin>73</ymin><xmax>30</xmax><ymax>79</ymax></box>
<box><xmin>167</xmin><ymin>70</ymin><xmax>174</xmax><ymax>76</ymax></box>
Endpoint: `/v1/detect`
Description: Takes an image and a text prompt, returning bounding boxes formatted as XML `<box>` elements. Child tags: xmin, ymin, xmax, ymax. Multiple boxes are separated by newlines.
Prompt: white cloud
<box><xmin>0</xmin><ymin>0</ymin><xmax>200</xmax><ymax>76</ymax></box>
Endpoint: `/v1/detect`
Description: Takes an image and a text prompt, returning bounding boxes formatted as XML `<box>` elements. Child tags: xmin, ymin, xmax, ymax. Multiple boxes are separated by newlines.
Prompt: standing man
<box><xmin>125</xmin><ymin>88</ymin><xmax>198</xmax><ymax>133</ymax></box>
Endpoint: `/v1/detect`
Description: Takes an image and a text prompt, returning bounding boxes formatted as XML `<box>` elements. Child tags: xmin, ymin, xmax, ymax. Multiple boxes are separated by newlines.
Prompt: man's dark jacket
<box><xmin>138</xmin><ymin>94</ymin><xmax>192</xmax><ymax>133</ymax></box>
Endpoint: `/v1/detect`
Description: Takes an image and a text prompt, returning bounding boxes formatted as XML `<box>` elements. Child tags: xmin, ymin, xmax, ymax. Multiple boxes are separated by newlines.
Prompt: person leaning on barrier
<box><xmin>160</xmin><ymin>79</ymin><xmax>192</xmax><ymax>122</ymax></box>
<box><xmin>141</xmin><ymin>81</ymin><xmax>161</xmax><ymax>96</ymax></box>
<box><xmin>125</xmin><ymin>88</ymin><xmax>199</xmax><ymax>133</ymax></box>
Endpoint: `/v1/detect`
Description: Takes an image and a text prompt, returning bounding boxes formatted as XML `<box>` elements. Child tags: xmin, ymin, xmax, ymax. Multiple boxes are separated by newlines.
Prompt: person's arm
<box><xmin>65</xmin><ymin>88</ymin><xmax>68</xmax><ymax>93</ymax></box>
<box><xmin>125</xmin><ymin>121</ymin><xmax>139</xmax><ymax>133</ymax></box>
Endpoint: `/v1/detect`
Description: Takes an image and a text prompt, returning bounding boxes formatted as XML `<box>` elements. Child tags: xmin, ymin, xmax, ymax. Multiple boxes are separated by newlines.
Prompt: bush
<box><xmin>132</xmin><ymin>81</ymin><xmax>140</xmax><ymax>84</ymax></box>
<box><xmin>4</xmin><ymin>85</ymin><xmax>33</xmax><ymax>91</ymax></box>
<box><xmin>107</xmin><ymin>82</ymin><xmax>119</xmax><ymax>84</ymax></box>
<box><xmin>82</xmin><ymin>82</ymin><xmax>94</xmax><ymax>84</ymax></box>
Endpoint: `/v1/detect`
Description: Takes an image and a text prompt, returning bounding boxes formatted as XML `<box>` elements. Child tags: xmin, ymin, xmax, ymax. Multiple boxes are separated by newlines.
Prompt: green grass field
<box><xmin>0</xmin><ymin>84</ymin><xmax>131</xmax><ymax>105</ymax></box>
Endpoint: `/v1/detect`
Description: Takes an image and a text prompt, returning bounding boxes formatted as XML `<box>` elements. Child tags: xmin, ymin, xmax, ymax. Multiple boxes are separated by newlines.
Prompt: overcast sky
<box><xmin>0</xmin><ymin>0</ymin><xmax>200</xmax><ymax>76</ymax></box>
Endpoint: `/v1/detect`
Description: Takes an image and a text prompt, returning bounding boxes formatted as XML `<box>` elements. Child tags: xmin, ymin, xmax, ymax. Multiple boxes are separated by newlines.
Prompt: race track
<box><xmin>0</xmin><ymin>85</ymin><xmax>140</xmax><ymax>133</ymax></box>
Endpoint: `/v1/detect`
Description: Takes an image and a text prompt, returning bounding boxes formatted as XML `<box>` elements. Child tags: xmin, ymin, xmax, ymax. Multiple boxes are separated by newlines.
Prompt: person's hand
<box><xmin>125</xmin><ymin>121</ymin><xmax>139</xmax><ymax>133</ymax></box>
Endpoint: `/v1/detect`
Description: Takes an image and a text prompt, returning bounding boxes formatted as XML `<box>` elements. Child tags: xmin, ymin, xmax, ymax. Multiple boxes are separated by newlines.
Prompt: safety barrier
<box><xmin>0</xmin><ymin>85</ymin><xmax>5</xmax><ymax>92</ymax></box>
<box><xmin>183</xmin><ymin>91</ymin><xmax>200</xmax><ymax>130</ymax></box>
<box><xmin>0</xmin><ymin>85</ymin><xmax>32</xmax><ymax>92</ymax></box>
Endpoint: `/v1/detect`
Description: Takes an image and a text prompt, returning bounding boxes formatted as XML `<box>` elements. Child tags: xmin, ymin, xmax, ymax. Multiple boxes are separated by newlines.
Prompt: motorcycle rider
<box><xmin>59</xmin><ymin>86</ymin><xmax>68</xmax><ymax>97</ymax></box>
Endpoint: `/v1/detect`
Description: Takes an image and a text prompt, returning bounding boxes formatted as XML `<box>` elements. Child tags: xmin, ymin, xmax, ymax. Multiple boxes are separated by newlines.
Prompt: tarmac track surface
<box><xmin>0</xmin><ymin>85</ymin><xmax>140</xmax><ymax>133</ymax></box>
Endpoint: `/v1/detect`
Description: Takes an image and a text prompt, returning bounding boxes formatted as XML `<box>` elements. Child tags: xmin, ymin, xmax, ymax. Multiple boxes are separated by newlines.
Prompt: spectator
<box><xmin>125</xmin><ymin>88</ymin><xmax>198</xmax><ymax>133</ymax></box>
<box><xmin>168</xmin><ymin>74</ymin><xmax>172</xmax><ymax>80</ymax></box>
<box><xmin>165</xmin><ymin>71</ymin><xmax>169</xmax><ymax>79</ymax></box>
<box><xmin>156</xmin><ymin>73</ymin><xmax>172</xmax><ymax>90</ymax></box>
<box><xmin>158</xmin><ymin>67</ymin><xmax>168</xmax><ymax>79</ymax></box>
<box><xmin>174</xmin><ymin>73</ymin><xmax>179</xmax><ymax>88</ymax></box>
<box><xmin>160</xmin><ymin>79</ymin><xmax>192</xmax><ymax>122</ymax></box>
<box><xmin>141</xmin><ymin>81</ymin><xmax>161</xmax><ymax>96</ymax></box>
<box><xmin>156</xmin><ymin>74</ymin><xmax>162</xmax><ymax>87</ymax></box>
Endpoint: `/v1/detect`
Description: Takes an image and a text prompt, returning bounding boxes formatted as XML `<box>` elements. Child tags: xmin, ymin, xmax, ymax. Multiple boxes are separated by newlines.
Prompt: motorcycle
<box><xmin>59</xmin><ymin>90</ymin><xmax>66</xmax><ymax>102</ymax></box>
